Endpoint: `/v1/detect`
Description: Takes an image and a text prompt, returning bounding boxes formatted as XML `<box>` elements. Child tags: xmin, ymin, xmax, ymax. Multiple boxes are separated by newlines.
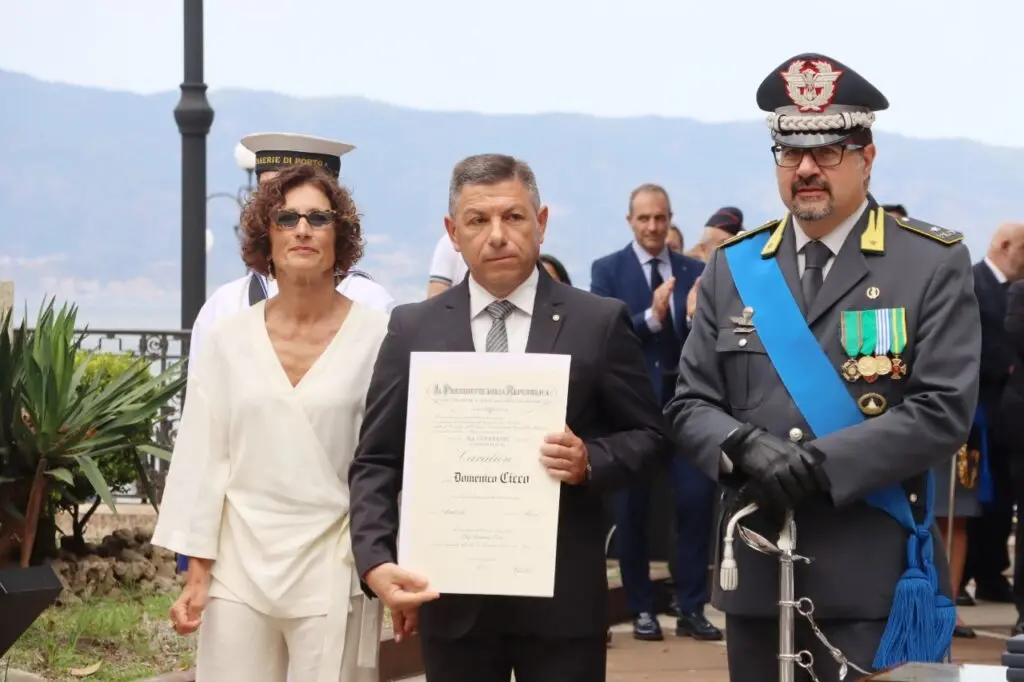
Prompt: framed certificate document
<box><xmin>397</xmin><ymin>351</ymin><xmax>570</xmax><ymax>598</ymax></box>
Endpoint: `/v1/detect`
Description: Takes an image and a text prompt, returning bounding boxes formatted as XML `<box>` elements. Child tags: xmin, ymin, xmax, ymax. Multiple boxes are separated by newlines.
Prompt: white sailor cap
<box><xmin>240</xmin><ymin>132</ymin><xmax>356</xmax><ymax>179</ymax></box>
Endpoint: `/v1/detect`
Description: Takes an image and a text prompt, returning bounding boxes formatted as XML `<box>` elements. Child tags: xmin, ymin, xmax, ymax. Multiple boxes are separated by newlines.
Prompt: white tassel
<box><xmin>720</xmin><ymin>502</ymin><xmax>759</xmax><ymax>591</ymax></box>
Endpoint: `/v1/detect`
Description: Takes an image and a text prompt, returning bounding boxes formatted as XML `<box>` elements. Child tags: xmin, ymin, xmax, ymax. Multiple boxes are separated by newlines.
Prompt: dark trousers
<box><xmin>725</xmin><ymin>614</ymin><xmax>886</xmax><ymax>682</ymax></box>
<box><xmin>963</xmin><ymin>447</ymin><xmax>1014</xmax><ymax>591</ymax></box>
<box><xmin>421</xmin><ymin>634</ymin><xmax>605</xmax><ymax>682</ymax></box>
<box><xmin>615</xmin><ymin>450</ymin><xmax>716</xmax><ymax>615</ymax></box>
<box><xmin>1009</xmin><ymin>457</ymin><xmax>1024</xmax><ymax>617</ymax></box>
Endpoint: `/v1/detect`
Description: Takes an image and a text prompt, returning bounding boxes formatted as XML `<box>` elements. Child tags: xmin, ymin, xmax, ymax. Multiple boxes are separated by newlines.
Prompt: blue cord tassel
<box><xmin>870</xmin><ymin>524</ymin><xmax>954</xmax><ymax>670</ymax></box>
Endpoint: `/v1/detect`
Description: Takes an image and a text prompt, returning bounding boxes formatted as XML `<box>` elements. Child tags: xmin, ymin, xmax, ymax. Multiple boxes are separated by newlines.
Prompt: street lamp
<box><xmin>174</xmin><ymin>0</ymin><xmax>215</xmax><ymax>332</ymax></box>
<box><xmin>234</xmin><ymin>141</ymin><xmax>256</xmax><ymax>189</ymax></box>
<box><xmin>207</xmin><ymin>142</ymin><xmax>256</xmax><ymax>240</ymax></box>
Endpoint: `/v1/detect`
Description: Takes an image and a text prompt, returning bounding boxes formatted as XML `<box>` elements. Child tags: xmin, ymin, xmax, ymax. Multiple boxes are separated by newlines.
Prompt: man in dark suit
<box><xmin>1003</xmin><ymin>276</ymin><xmax>1024</xmax><ymax>632</ymax></box>
<box><xmin>666</xmin><ymin>53</ymin><xmax>981</xmax><ymax>681</ymax></box>
<box><xmin>590</xmin><ymin>185</ymin><xmax>721</xmax><ymax>642</ymax></box>
<box><xmin>961</xmin><ymin>222</ymin><xmax>1024</xmax><ymax>607</ymax></box>
<box><xmin>348</xmin><ymin>153</ymin><xmax>670</xmax><ymax>682</ymax></box>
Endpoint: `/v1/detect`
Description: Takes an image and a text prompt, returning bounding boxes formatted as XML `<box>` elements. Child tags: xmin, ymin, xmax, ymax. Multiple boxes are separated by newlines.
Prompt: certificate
<box><xmin>397</xmin><ymin>351</ymin><xmax>570</xmax><ymax>597</ymax></box>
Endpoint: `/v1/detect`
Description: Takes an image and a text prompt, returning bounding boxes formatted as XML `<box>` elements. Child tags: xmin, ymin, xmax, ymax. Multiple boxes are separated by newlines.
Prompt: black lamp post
<box><xmin>174</xmin><ymin>0</ymin><xmax>215</xmax><ymax>332</ymax></box>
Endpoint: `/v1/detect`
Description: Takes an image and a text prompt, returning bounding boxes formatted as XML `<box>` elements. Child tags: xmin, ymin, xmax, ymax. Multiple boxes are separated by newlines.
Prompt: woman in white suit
<box><xmin>153</xmin><ymin>164</ymin><xmax>386</xmax><ymax>682</ymax></box>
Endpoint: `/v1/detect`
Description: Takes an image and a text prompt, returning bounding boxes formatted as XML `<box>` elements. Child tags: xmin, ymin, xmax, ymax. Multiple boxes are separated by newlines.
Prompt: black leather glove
<box><xmin>733</xmin><ymin>481</ymin><xmax>787</xmax><ymax>529</ymax></box>
<box><xmin>720</xmin><ymin>424</ymin><xmax>830</xmax><ymax>512</ymax></box>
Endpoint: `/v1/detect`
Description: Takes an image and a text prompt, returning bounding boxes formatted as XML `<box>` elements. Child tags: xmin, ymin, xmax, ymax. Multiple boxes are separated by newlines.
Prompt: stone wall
<box><xmin>47</xmin><ymin>526</ymin><xmax>183</xmax><ymax>603</ymax></box>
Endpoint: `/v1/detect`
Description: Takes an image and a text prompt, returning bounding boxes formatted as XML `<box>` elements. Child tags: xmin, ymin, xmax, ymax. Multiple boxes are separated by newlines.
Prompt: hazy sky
<box><xmin>3</xmin><ymin>0</ymin><xmax>1022</xmax><ymax>326</ymax></box>
<box><xmin>4</xmin><ymin>0</ymin><xmax>1022</xmax><ymax>148</ymax></box>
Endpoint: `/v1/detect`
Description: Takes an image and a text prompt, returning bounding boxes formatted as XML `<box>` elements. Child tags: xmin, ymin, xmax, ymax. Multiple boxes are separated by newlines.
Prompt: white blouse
<box><xmin>152</xmin><ymin>300</ymin><xmax>388</xmax><ymax>621</ymax></box>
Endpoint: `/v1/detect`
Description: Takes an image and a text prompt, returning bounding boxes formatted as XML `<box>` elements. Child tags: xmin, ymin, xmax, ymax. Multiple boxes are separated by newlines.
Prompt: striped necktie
<box><xmin>484</xmin><ymin>300</ymin><xmax>516</xmax><ymax>352</ymax></box>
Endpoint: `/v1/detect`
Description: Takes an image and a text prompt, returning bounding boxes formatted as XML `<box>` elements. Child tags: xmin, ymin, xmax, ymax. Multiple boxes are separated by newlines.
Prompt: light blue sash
<box><xmin>723</xmin><ymin>229</ymin><xmax>955</xmax><ymax>669</ymax></box>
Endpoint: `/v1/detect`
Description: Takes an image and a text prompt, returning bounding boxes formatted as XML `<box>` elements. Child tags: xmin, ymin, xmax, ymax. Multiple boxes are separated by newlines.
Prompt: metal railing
<box><xmin>75</xmin><ymin>328</ymin><xmax>190</xmax><ymax>501</ymax></box>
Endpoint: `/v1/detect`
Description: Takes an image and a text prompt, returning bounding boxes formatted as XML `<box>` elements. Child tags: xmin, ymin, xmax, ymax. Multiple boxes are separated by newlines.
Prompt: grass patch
<box><xmin>1</xmin><ymin>591</ymin><xmax>195</xmax><ymax>682</ymax></box>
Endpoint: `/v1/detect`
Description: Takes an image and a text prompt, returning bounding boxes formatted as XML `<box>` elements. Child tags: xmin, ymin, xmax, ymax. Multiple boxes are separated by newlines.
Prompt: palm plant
<box><xmin>0</xmin><ymin>298</ymin><xmax>186</xmax><ymax>568</ymax></box>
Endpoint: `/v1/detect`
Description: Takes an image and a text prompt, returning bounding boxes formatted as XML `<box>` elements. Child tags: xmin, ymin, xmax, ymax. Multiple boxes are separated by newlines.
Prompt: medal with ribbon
<box><xmin>839</xmin><ymin>311</ymin><xmax>862</xmax><ymax>382</ymax></box>
<box><xmin>856</xmin><ymin>311</ymin><xmax>879</xmax><ymax>382</ymax></box>
<box><xmin>873</xmin><ymin>308</ymin><xmax>893</xmax><ymax>376</ymax></box>
<box><xmin>889</xmin><ymin>307</ymin><xmax>908</xmax><ymax>379</ymax></box>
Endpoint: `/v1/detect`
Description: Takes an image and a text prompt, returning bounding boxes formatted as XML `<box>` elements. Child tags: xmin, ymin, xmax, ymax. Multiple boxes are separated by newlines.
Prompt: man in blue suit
<box><xmin>591</xmin><ymin>184</ymin><xmax>722</xmax><ymax>642</ymax></box>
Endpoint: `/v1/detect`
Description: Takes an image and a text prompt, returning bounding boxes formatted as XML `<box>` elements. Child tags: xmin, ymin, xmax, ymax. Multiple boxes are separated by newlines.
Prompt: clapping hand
<box><xmin>652</xmin><ymin>277</ymin><xmax>675</xmax><ymax>322</ymax></box>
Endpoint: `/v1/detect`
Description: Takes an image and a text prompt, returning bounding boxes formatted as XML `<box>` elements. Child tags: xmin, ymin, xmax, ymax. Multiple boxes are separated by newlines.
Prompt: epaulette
<box><xmin>893</xmin><ymin>216</ymin><xmax>963</xmax><ymax>246</ymax></box>
<box><xmin>719</xmin><ymin>218</ymin><xmax>780</xmax><ymax>248</ymax></box>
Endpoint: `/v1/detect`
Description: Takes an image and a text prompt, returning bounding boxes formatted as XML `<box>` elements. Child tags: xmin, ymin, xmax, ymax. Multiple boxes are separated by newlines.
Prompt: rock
<box><xmin>153</xmin><ymin>576</ymin><xmax>176</xmax><ymax>593</ymax></box>
<box><xmin>38</xmin><ymin>529</ymin><xmax>181</xmax><ymax>599</ymax></box>
<box><xmin>120</xmin><ymin>548</ymin><xmax>146</xmax><ymax>562</ymax></box>
<box><xmin>5</xmin><ymin>669</ymin><xmax>48</xmax><ymax>682</ymax></box>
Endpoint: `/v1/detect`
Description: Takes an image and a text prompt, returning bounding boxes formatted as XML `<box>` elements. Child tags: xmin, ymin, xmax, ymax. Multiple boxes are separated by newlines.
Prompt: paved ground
<box><xmin>601</xmin><ymin>602</ymin><xmax>1016</xmax><ymax>682</ymax></box>
<box><xmin>400</xmin><ymin>601</ymin><xmax>1019</xmax><ymax>681</ymax></box>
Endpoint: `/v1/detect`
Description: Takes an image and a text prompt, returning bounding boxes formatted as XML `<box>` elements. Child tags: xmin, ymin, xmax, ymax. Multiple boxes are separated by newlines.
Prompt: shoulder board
<box><xmin>893</xmin><ymin>216</ymin><xmax>964</xmax><ymax>246</ymax></box>
<box><xmin>719</xmin><ymin>219</ymin><xmax>780</xmax><ymax>248</ymax></box>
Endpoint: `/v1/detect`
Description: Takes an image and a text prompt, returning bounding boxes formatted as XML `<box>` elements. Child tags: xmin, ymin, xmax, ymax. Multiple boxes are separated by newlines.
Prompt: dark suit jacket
<box><xmin>349</xmin><ymin>266</ymin><xmax>669</xmax><ymax>639</ymax></box>
<box><xmin>995</xmin><ymin>280</ymin><xmax>1024</xmax><ymax>454</ymax></box>
<box><xmin>590</xmin><ymin>244</ymin><xmax>704</xmax><ymax>402</ymax></box>
<box><xmin>973</xmin><ymin>261</ymin><xmax>1016</xmax><ymax>414</ymax></box>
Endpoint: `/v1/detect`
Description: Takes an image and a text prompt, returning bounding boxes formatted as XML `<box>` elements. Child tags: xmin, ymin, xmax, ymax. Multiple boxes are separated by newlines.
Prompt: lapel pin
<box><xmin>552</xmin><ymin>314</ymin><xmax>560</xmax><ymax>322</ymax></box>
<box><xmin>866</xmin><ymin>286</ymin><xmax>880</xmax><ymax>299</ymax></box>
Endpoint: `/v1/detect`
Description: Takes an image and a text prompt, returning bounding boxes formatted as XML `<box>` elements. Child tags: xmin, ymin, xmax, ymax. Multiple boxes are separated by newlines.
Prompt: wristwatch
<box><xmin>584</xmin><ymin>462</ymin><xmax>592</xmax><ymax>483</ymax></box>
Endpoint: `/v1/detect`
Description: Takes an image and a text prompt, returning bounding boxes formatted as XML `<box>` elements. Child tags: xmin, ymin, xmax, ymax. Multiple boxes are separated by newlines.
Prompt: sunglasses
<box><xmin>274</xmin><ymin>209</ymin><xmax>336</xmax><ymax>229</ymax></box>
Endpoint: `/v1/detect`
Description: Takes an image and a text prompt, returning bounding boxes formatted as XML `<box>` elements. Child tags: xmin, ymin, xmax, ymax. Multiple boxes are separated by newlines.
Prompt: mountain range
<box><xmin>1</xmin><ymin>68</ymin><xmax>1022</xmax><ymax>329</ymax></box>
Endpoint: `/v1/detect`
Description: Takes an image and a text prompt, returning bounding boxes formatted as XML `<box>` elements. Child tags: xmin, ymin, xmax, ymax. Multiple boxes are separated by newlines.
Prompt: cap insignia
<box><xmin>781</xmin><ymin>60</ymin><xmax>844</xmax><ymax>112</ymax></box>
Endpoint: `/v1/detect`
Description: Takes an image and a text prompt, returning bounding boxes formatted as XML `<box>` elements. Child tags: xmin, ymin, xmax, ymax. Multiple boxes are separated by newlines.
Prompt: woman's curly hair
<box><xmin>239</xmin><ymin>164</ymin><xmax>364</xmax><ymax>277</ymax></box>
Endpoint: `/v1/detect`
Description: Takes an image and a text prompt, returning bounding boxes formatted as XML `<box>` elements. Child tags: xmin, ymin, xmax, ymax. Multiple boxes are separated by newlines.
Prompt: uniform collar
<box><xmin>792</xmin><ymin>198</ymin><xmax>869</xmax><ymax>257</ymax></box>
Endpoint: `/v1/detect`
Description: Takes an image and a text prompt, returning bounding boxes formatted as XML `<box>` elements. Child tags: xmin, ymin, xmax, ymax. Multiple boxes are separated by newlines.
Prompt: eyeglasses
<box><xmin>274</xmin><ymin>209</ymin><xmax>336</xmax><ymax>229</ymax></box>
<box><xmin>771</xmin><ymin>144</ymin><xmax>864</xmax><ymax>168</ymax></box>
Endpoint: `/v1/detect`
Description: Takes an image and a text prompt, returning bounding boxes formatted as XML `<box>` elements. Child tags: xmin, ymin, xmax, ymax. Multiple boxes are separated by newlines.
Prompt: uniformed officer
<box><xmin>665</xmin><ymin>53</ymin><xmax>981</xmax><ymax>681</ymax></box>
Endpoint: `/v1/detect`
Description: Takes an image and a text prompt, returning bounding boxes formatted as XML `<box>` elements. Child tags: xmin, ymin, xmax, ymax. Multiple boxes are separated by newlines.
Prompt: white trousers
<box><xmin>195</xmin><ymin>597</ymin><xmax>377</xmax><ymax>682</ymax></box>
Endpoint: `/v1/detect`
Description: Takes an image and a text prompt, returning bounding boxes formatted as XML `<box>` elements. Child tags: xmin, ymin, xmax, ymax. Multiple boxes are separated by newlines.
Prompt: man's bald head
<box><xmin>987</xmin><ymin>222</ymin><xmax>1024</xmax><ymax>281</ymax></box>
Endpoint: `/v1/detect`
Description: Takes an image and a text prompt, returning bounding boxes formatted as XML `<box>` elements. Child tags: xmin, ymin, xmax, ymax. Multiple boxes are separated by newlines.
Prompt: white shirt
<box><xmin>984</xmin><ymin>256</ymin><xmax>1008</xmax><ymax>284</ymax></box>
<box><xmin>467</xmin><ymin>266</ymin><xmax>538</xmax><ymax>353</ymax></box>
<box><xmin>429</xmin><ymin>233</ymin><xmax>469</xmax><ymax>287</ymax></box>
<box><xmin>630</xmin><ymin>240</ymin><xmax>678</xmax><ymax>333</ymax></box>
<box><xmin>792</xmin><ymin>199</ymin><xmax>869</xmax><ymax>279</ymax></box>
<box><xmin>188</xmin><ymin>272</ymin><xmax>395</xmax><ymax>380</ymax></box>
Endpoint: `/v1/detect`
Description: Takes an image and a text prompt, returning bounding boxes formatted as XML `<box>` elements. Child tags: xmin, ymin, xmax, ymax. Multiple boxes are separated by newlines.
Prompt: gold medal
<box><xmin>840</xmin><ymin>359</ymin><xmax>861</xmax><ymax>382</ymax></box>
<box><xmin>857</xmin><ymin>355</ymin><xmax>878</xmax><ymax>378</ymax></box>
<box><xmin>890</xmin><ymin>356</ymin><xmax>906</xmax><ymax>380</ymax></box>
<box><xmin>874</xmin><ymin>355</ymin><xmax>892</xmax><ymax>376</ymax></box>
